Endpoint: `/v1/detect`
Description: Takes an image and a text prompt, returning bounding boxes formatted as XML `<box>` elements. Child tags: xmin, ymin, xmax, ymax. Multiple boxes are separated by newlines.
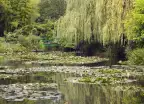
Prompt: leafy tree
<box><xmin>0</xmin><ymin>0</ymin><xmax>40</xmax><ymax>35</ymax></box>
<box><xmin>56</xmin><ymin>0</ymin><xmax>132</xmax><ymax>65</ymax></box>
<box><xmin>38</xmin><ymin>0</ymin><xmax>66</xmax><ymax>21</ymax></box>
<box><xmin>57</xmin><ymin>0</ymin><xmax>126</xmax><ymax>45</ymax></box>
<box><xmin>125</xmin><ymin>0</ymin><xmax>144</xmax><ymax>48</ymax></box>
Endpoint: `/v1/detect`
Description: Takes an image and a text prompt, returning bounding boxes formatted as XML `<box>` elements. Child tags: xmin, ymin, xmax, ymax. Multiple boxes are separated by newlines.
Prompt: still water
<box><xmin>0</xmin><ymin>69</ymin><xmax>143</xmax><ymax>104</ymax></box>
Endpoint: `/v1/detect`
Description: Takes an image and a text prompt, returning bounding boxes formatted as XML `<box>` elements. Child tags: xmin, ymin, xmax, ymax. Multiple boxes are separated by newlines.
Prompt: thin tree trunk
<box><xmin>0</xmin><ymin>26</ymin><xmax>4</xmax><ymax>37</ymax></box>
<box><xmin>108</xmin><ymin>43</ymin><xmax>118</xmax><ymax>67</ymax></box>
<box><xmin>0</xmin><ymin>20</ymin><xmax>5</xmax><ymax>37</ymax></box>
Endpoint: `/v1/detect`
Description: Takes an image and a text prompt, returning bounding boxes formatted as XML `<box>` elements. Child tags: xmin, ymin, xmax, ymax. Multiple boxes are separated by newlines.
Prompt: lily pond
<box><xmin>0</xmin><ymin>53</ymin><xmax>144</xmax><ymax>104</ymax></box>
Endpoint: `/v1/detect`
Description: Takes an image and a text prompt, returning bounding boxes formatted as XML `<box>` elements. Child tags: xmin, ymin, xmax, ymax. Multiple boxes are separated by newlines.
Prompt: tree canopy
<box><xmin>39</xmin><ymin>0</ymin><xmax>66</xmax><ymax>21</ymax></box>
<box><xmin>0</xmin><ymin>0</ymin><xmax>40</xmax><ymax>32</ymax></box>
<box><xmin>125</xmin><ymin>0</ymin><xmax>144</xmax><ymax>47</ymax></box>
<box><xmin>56</xmin><ymin>0</ymin><xmax>132</xmax><ymax>46</ymax></box>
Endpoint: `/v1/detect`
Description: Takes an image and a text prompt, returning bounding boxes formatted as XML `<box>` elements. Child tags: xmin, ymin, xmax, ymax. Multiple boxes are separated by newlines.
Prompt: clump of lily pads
<box><xmin>23</xmin><ymin>51</ymin><xmax>108</xmax><ymax>66</ymax></box>
<box><xmin>79</xmin><ymin>76</ymin><xmax>126</xmax><ymax>84</ymax></box>
<box><xmin>77</xmin><ymin>68</ymin><xmax>144</xmax><ymax>84</ymax></box>
<box><xmin>79</xmin><ymin>77</ymin><xmax>93</xmax><ymax>83</ymax></box>
<box><xmin>0</xmin><ymin>83</ymin><xmax>60</xmax><ymax>101</ymax></box>
<box><xmin>2</xmin><ymin>51</ymin><xmax>108</xmax><ymax>66</ymax></box>
<box><xmin>98</xmin><ymin>69</ymin><xmax>122</xmax><ymax>74</ymax></box>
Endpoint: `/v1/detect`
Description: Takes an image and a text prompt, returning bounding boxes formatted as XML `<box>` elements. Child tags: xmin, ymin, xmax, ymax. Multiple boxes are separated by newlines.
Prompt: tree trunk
<box><xmin>0</xmin><ymin>30</ymin><xmax>4</xmax><ymax>37</ymax></box>
<box><xmin>0</xmin><ymin>21</ymin><xmax>5</xmax><ymax>37</ymax></box>
<box><xmin>108</xmin><ymin>43</ymin><xmax>118</xmax><ymax>67</ymax></box>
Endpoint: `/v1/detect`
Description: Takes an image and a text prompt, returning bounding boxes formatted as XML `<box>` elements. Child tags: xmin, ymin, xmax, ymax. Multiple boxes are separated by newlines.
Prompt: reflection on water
<box><xmin>0</xmin><ymin>98</ymin><xmax>62</xmax><ymax>104</ymax></box>
<box><xmin>59</xmin><ymin>83</ymin><xmax>144</xmax><ymax>104</ymax></box>
<box><xmin>0</xmin><ymin>71</ymin><xmax>144</xmax><ymax>104</ymax></box>
<box><xmin>54</xmin><ymin>72</ymin><xmax>144</xmax><ymax>104</ymax></box>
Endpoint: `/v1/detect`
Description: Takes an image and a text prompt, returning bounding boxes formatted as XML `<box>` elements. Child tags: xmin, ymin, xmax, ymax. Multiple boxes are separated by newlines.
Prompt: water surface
<box><xmin>0</xmin><ymin>67</ymin><xmax>143</xmax><ymax>104</ymax></box>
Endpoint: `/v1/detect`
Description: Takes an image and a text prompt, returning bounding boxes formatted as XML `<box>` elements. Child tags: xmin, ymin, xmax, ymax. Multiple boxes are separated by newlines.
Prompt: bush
<box><xmin>6</xmin><ymin>22</ymin><xmax>55</xmax><ymax>40</ymax></box>
<box><xmin>127</xmin><ymin>48</ymin><xmax>144</xmax><ymax>65</ymax></box>
<box><xmin>5</xmin><ymin>22</ymin><xmax>55</xmax><ymax>51</ymax></box>
<box><xmin>18</xmin><ymin>35</ymin><xmax>43</xmax><ymax>51</ymax></box>
<box><xmin>6</xmin><ymin>32</ymin><xmax>19</xmax><ymax>43</ymax></box>
<box><xmin>6</xmin><ymin>32</ymin><xmax>45</xmax><ymax>52</ymax></box>
<box><xmin>10</xmin><ymin>43</ymin><xmax>27</xmax><ymax>53</ymax></box>
<box><xmin>0</xmin><ymin>38</ymin><xmax>27</xmax><ymax>54</ymax></box>
<box><xmin>0</xmin><ymin>41</ymin><xmax>13</xmax><ymax>54</ymax></box>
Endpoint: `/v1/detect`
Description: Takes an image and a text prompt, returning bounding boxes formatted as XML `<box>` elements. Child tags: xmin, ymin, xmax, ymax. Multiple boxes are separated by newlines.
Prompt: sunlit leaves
<box><xmin>57</xmin><ymin>0</ymin><xmax>132</xmax><ymax>45</ymax></box>
<box><xmin>0</xmin><ymin>0</ymin><xmax>40</xmax><ymax>32</ymax></box>
<box><xmin>125</xmin><ymin>0</ymin><xmax>144</xmax><ymax>44</ymax></box>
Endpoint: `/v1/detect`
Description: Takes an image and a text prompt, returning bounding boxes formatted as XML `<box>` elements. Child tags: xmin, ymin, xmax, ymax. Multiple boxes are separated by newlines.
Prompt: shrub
<box><xmin>5</xmin><ymin>22</ymin><xmax>54</xmax><ymax>51</ymax></box>
<box><xmin>0</xmin><ymin>38</ymin><xmax>26</xmax><ymax>54</ymax></box>
<box><xmin>0</xmin><ymin>41</ymin><xmax>13</xmax><ymax>54</ymax></box>
<box><xmin>18</xmin><ymin>35</ymin><xmax>41</xmax><ymax>51</ymax></box>
<box><xmin>6</xmin><ymin>33</ymin><xmax>45</xmax><ymax>51</ymax></box>
<box><xmin>20</xmin><ymin>53</ymin><xmax>39</xmax><ymax>60</ymax></box>
<box><xmin>6</xmin><ymin>32</ymin><xmax>19</xmax><ymax>43</ymax></box>
<box><xmin>10</xmin><ymin>43</ymin><xmax>27</xmax><ymax>53</ymax></box>
<box><xmin>7</xmin><ymin>22</ymin><xmax>55</xmax><ymax>40</ymax></box>
<box><xmin>127</xmin><ymin>48</ymin><xmax>144</xmax><ymax>65</ymax></box>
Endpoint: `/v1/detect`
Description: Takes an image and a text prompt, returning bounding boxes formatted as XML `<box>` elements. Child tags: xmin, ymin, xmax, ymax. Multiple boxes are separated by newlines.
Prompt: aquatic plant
<box><xmin>98</xmin><ymin>69</ymin><xmax>122</xmax><ymax>74</ymax></box>
<box><xmin>79</xmin><ymin>77</ymin><xmax>93</xmax><ymax>83</ymax></box>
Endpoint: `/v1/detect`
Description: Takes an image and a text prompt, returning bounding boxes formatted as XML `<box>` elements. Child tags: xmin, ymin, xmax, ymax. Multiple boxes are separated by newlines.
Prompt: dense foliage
<box><xmin>0</xmin><ymin>0</ymin><xmax>144</xmax><ymax>65</ymax></box>
<box><xmin>0</xmin><ymin>0</ymin><xmax>40</xmax><ymax>32</ymax></box>
<box><xmin>57</xmin><ymin>0</ymin><xmax>132</xmax><ymax>46</ymax></box>
<box><xmin>0</xmin><ymin>1</ymin><xmax>144</xmax><ymax>104</ymax></box>
<box><xmin>125</xmin><ymin>0</ymin><xmax>144</xmax><ymax>48</ymax></box>
<box><xmin>39</xmin><ymin>0</ymin><xmax>66</xmax><ymax>21</ymax></box>
<box><xmin>0</xmin><ymin>0</ymin><xmax>60</xmax><ymax>53</ymax></box>
<box><xmin>125</xmin><ymin>0</ymin><xmax>144</xmax><ymax>65</ymax></box>
<box><xmin>127</xmin><ymin>48</ymin><xmax>144</xmax><ymax>65</ymax></box>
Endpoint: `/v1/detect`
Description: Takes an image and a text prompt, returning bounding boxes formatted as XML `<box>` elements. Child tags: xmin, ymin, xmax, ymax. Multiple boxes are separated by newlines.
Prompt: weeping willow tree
<box><xmin>57</xmin><ymin>0</ymin><xmax>133</xmax><ymax>45</ymax></box>
<box><xmin>57</xmin><ymin>0</ymin><xmax>133</xmax><ymax>65</ymax></box>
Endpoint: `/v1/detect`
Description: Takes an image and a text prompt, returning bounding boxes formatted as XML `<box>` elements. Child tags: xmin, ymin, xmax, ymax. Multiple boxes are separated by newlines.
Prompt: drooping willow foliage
<box><xmin>57</xmin><ymin>0</ymin><xmax>133</xmax><ymax>46</ymax></box>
